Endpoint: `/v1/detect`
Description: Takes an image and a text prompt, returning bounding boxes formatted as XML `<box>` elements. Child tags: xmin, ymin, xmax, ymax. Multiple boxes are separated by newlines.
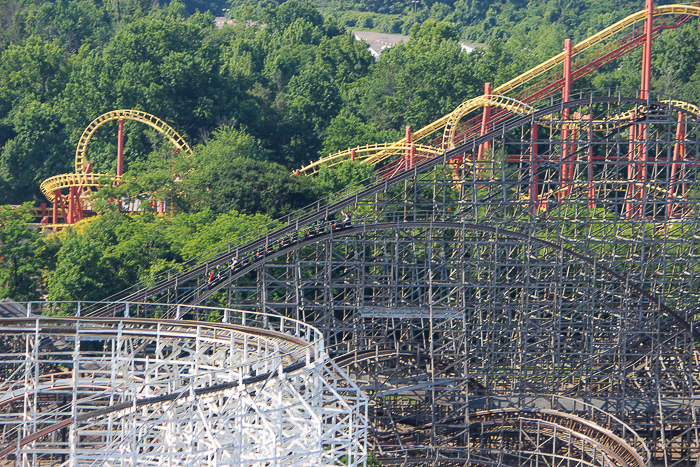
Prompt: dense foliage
<box><xmin>0</xmin><ymin>0</ymin><xmax>698</xmax><ymax>301</ymax></box>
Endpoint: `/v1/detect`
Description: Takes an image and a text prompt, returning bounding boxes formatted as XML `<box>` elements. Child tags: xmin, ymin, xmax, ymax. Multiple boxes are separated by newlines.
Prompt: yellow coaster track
<box><xmin>40</xmin><ymin>110</ymin><xmax>192</xmax><ymax>203</ymax></box>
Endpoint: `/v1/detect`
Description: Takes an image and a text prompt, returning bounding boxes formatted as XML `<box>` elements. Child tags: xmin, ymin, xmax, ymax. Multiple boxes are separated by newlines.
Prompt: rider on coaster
<box><xmin>341</xmin><ymin>211</ymin><xmax>352</xmax><ymax>228</ymax></box>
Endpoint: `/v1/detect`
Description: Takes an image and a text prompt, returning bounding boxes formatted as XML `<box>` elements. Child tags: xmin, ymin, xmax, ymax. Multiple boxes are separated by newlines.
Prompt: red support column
<box><xmin>668</xmin><ymin>112</ymin><xmax>685</xmax><ymax>217</ymax></box>
<box><xmin>640</xmin><ymin>0</ymin><xmax>654</xmax><ymax>100</ymax></box>
<box><xmin>52</xmin><ymin>191</ymin><xmax>59</xmax><ymax>226</ymax></box>
<box><xmin>587</xmin><ymin>114</ymin><xmax>595</xmax><ymax>212</ymax></box>
<box><xmin>560</xmin><ymin>39</ymin><xmax>572</xmax><ymax>200</ymax></box>
<box><xmin>117</xmin><ymin>118</ymin><xmax>125</xmax><ymax>184</ymax></box>
<box><xmin>68</xmin><ymin>187</ymin><xmax>77</xmax><ymax>224</ymax></box>
<box><xmin>530</xmin><ymin>123</ymin><xmax>539</xmax><ymax>212</ymax></box>
<box><xmin>626</xmin><ymin>113</ymin><xmax>637</xmax><ymax>219</ymax></box>
<box><xmin>452</xmin><ymin>154</ymin><xmax>463</xmax><ymax>180</ymax></box>
<box><xmin>477</xmin><ymin>82</ymin><xmax>492</xmax><ymax>165</ymax></box>
<box><xmin>158</xmin><ymin>200</ymin><xmax>165</xmax><ymax>215</ymax></box>
<box><xmin>351</xmin><ymin>148</ymin><xmax>356</xmax><ymax>162</ymax></box>
<box><xmin>404</xmin><ymin>126</ymin><xmax>411</xmax><ymax>170</ymax></box>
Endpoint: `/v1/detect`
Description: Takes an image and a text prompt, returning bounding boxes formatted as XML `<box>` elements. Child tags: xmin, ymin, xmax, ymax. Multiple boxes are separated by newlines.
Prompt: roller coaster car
<box><xmin>254</xmin><ymin>247</ymin><xmax>266</xmax><ymax>260</ymax></box>
<box><xmin>279</xmin><ymin>233</ymin><xmax>299</xmax><ymax>248</ymax></box>
<box><xmin>332</xmin><ymin>220</ymin><xmax>352</xmax><ymax>230</ymax></box>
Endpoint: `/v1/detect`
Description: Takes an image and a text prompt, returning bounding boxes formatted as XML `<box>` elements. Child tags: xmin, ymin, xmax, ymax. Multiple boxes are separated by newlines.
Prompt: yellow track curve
<box><xmin>442</xmin><ymin>95</ymin><xmax>534</xmax><ymax>149</ymax></box>
<box><xmin>300</xmin><ymin>143</ymin><xmax>441</xmax><ymax>175</ymax></box>
<box><xmin>41</xmin><ymin>110</ymin><xmax>192</xmax><ymax>203</ymax></box>
<box><xmin>40</xmin><ymin>173</ymin><xmax>111</xmax><ymax>202</ymax></box>
<box><xmin>75</xmin><ymin>109</ymin><xmax>193</xmax><ymax>173</ymax></box>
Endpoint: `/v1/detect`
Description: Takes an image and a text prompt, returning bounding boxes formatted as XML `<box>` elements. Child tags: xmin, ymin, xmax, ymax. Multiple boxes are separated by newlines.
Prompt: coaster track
<box><xmin>83</xmin><ymin>93</ymin><xmax>700</xmax><ymax>465</ymax></box>
<box><xmin>0</xmin><ymin>311</ymin><xmax>367</xmax><ymax>465</ymax></box>
<box><xmin>297</xmin><ymin>3</ymin><xmax>700</xmax><ymax>176</ymax></box>
<box><xmin>93</xmin><ymin>95</ymin><xmax>700</xmax><ymax>313</ymax></box>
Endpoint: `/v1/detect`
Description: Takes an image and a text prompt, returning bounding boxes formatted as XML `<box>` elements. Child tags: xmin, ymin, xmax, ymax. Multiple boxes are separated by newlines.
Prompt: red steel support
<box><xmin>451</xmin><ymin>154</ymin><xmax>463</xmax><ymax>180</ymax></box>
<box><xmin>52</xmin><ymin>191</ymin><xmax>59</xmax><ymax>227</ymax></box>
<box><xmin>477</xmin><ymin>82</ymin><xmax>492</xmax><ymax>165</ymax></box>
<box><xmin>560</xmin><ymin>39</ymin><xmax>572</xmax><ymax>200</ymax></box>
<box><xmin>68</xmin><ymin>187</ymin><xmax>77</xmax><ymax>224</ymax></box>
<box><xmin>587</xmin><ymin>114</ymin><xmax>595</xmax><ymax>211</ymax></box>
<box><xmin>626</xmin><ymin>113</ymin><xmax>637</xmax><ymax>218</ymax></box>
<box><xmin>641</xmin><ymin>0</ymin><xmax>654</xmax><ymax>100</ymax></box>
<box><xmin>668</xmin><ymin>112</ymin><xmax>686</xmax><ymax>217</ymax></box>
<box><xmin>530</xmin><ymin>123</ymin><xmax>539</xmax><ymax>211</ymax></box>
<box><xmin>351</xmin><ymin>148</ymin><xmax>356</xmax><ymax>162</ymax></box>
<box><xmin>158</xmin><ymin>200</ymin><xmax>165</xmax><ymax>215</ymax></box>
<box><xmin>404</xmin><ymin>126</ymin><xmax>411</xmax><ymax>170</ymax></box>
<box><xmin>117</xmin><ymin>118</ymin><xmax>124</xmax><ymax>183</ymax></box>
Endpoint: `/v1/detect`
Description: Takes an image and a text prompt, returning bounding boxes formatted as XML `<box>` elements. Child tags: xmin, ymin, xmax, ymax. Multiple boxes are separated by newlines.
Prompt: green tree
<box><xmin>0</xmin><ymin>203</ymin><xmax>41</xmax><ymax>300</ymax></box>
<box><xmin>46</xmin><ymin>212</ymin><xmax>129</xmax><ymax>302</ymax></box>
<box><xmin>185</xmin><ymin>126</ymin><xmax>319</xmax><ymax>216</ymax></box>
<box><xmin>353</xmin><ymin>21</ymin><xmax>480</xmax><ymax>131</ymax></box>
<box><xmin>321</xmin><ymin>108</ymin><xmax>400</xmax><ymax>154</ymax></box>
<box><xmin>0</xmin><ymin>36</ymin><xmax>69</xmax><ymax>117</ymax></box>
<box><xmin>0</xmin><ymin>100</ymin><xmax>72</xmax><ymax>203</ymax></box>
<box><xmin>175</xmin><ymin>208</ymin><xmax>276</xmax><ymax>260</ymax></box>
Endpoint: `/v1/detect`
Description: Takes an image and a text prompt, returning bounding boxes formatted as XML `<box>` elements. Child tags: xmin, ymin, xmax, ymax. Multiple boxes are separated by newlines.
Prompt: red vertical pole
<box><xmin>68</xmin><ymin>187</ymin><xmax>76</xmax><ymax>224</ymax></box>
<box><xmin>52</xmin><ymin>191</ymin><xmax>59</xmax><ymax>226</ymax></box>
<box><xmin>477</xmin><ymin>82</ymin><xmax>492</xmax><ymax>164</ymax></box>
<box><xmin>668</xmin><ymin>113</ymin><xmax>685</xmax><ymax>217</ymax></box>
<box><xmin>452</xmin><ymin>154</ymin><xmax>463</xmax><ymax>180</ymax></box>
<box><xmin>560</xmin><ymin>39</ymin><xmax>572</xmax><ymax>200</ymax></box>
<box><xmin>530</xmin><ymin>123</ymin><xmax>539</xmax><ymax>211</ymax></box>
<box><xmin>41</xmin><ymin>203</ymin><xmax>47</xmax><ymax>218</ymax></box>
<box><xmin>117</xmin><ymin>118</ymin><xmax>125</xmax><ymax>183</ymax></box>
<box><xmin>587</xmin><ymin>114</ymin><xmax>595</xmax><ymax>212</ymax></box>
<box><xmin>404</xmin><ymin>126</ymin><xmax>411</xmax><ymax>170</ymax></box>
<box><xmin>351</xmin><ymin>149</ymin><xmax>356</xmax><ymax>162</ymax></box>
<box><xmin>626</xmin><ymin>113</ymin><xmax>636</xmax><ymax>219</ymax></box>
<box><xmin>158</xmin><ymin>200</ymin><xmax>165</xmax><ymax>215</ymax></box>
<box><xmin>641</xmin><ymin>0</ymin><xmax>654</xmax><ymax>100</ymax></box>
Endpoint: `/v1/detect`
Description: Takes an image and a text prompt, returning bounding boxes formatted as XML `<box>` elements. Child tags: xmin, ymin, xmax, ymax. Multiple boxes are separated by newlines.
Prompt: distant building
<box><xmin>354</xmin><ymin>30</ymin><xmax>483</xmax><ymax>59</ymax></box>
<box><xmin>214</xmin><ymin>16</ymin><xmax>235</xmax><ymax>28</ymax></box>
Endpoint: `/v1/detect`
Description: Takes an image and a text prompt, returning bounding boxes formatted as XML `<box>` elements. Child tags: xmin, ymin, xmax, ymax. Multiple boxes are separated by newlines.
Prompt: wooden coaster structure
<box><xmin>39</xmin><ymin>109</ymin><xmax>192</xmax><ymax>227</ymax></box>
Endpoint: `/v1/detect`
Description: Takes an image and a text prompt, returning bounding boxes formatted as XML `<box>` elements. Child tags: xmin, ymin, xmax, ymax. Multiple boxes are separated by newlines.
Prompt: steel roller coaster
<box><xmin>13</xmin><ymin>0</ymin><xmax>700</xmax><ymax>465</ymax></box>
